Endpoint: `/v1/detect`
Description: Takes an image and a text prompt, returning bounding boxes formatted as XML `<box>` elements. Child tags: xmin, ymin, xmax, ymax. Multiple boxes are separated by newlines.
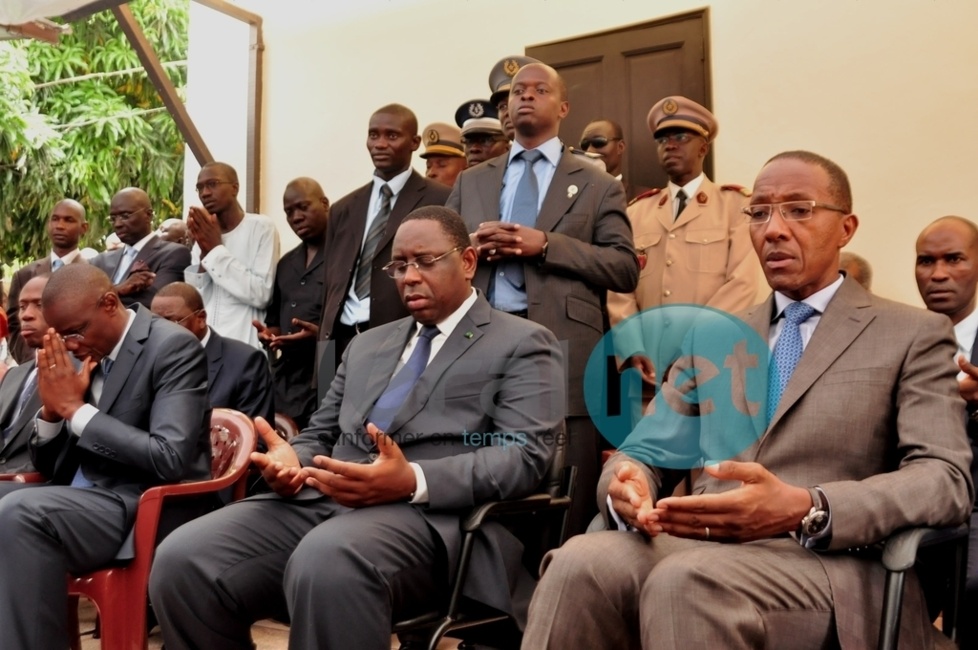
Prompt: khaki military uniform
<box><xmin>608</xmin><ymin>176</ymin><xmax>760</xmax><ymax>360</ymax></box>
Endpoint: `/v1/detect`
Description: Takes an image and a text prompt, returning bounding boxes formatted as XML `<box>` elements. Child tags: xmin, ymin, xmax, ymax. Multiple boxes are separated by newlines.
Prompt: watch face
<box><xmin>803</xmin><ymin>510</ymin><xmax>828</xmax><ymax>536</ymax></box>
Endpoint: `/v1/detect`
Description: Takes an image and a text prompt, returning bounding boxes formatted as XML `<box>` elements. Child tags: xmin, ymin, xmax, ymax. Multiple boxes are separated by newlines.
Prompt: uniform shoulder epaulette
<box><xmin>628</xmin><ymin>187</ymin><xmax>662</xmax><ymax>206</ymax></box>
<box><xmin>721</xmin><ymin>184</ymin><xmax>751</xmax><ymax>197</ymax></box>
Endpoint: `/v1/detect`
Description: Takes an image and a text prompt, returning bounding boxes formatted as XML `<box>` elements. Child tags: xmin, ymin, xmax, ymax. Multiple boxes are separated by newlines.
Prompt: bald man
<box><xmin>157</xmin><ymin>218</ymin><xmax>192</xmax><ymax>249</ymax></box>
<box><xmin>6</xmin><ymin>198</ymin><xmax>89</xmax><ymax>363</ymax></box>
<box><xmin>254</xmin><ymin>177</ymin><xmax>329</xmax><ymax>428</ymax></box>
<box><xmin>0</xmin><ymin>263</ymin><xmax>210</xmax><ymax>649</ymax></box>
<box><xmin>91</xmin><ymin>187</ymin><xmax>191</xmax><ymax>309</ymax></box>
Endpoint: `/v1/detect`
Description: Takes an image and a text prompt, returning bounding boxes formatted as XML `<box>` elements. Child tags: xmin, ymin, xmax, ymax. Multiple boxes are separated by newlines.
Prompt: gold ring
<box><xmin>704</xmin><ymin>526</ymin><xmax>710</xmax><ymax>540</ymax></box>
<box><xmin>489</xmin><ymin>248</ymin><xmax>497</xmax><ymax>256</ymax></box>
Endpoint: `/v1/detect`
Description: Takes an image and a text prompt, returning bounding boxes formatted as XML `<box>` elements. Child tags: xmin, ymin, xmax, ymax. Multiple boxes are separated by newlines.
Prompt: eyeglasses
<box><xmin>655</xmin><ymin>132</ymin><xmax>698</xmax><ymax>146</ymax></box>
<box><xmin>742</xmin><ymin>200</ymin><xmax>849</xmax><ymax>225</ymax></box>
<box><xmin>382</xmin><ymin>246</ymin><xmax>463</xmax><ymax>279</ymax></box>
<box><xmin>195</xmin><ymin>180</ymin><xmax>234</xmax><ymax>194</ymax></box>
<box><xmin>579</xmin><ymin>136</ymin><xmax>620</xmax><ymax>150</ymax></box>
<box><xmin>61</xmin><ymin>293</ymin><xmax>107</xmax><ymax>342</ymax></box>
<box><xmin>461</xmin><ymin>133</ymin><xmax>505</xmax><ymax>146</ymax></box>
<box><xmin>168</xmin><ymin>309</ymin><xmax>203</xmax><ymax>326</ymax></box>
<box><xmin>108</xmin><ymin>206</ymin><xmax>151</xmax><ymax>223</ymax></box>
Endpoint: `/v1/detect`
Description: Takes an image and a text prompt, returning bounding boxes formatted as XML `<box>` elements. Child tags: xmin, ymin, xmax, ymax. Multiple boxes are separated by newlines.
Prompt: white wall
<box><xmin>186</xmin><ymin>0</ymin><xmax>978</xmax><ymax>306</ymax></box>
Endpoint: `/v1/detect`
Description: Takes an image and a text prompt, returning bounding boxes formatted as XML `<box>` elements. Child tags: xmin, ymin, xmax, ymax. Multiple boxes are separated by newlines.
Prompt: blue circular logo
<box><xmin>585</xmin><ymin>304</ymin><xmax>771</xmax><ymax>469</ymax></box>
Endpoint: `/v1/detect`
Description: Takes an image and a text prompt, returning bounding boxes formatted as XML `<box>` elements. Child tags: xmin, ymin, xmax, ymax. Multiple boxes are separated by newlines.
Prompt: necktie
<box><xmin>491</xmin><ymin>150</ymin><xmax>544</xmax><ymax>307</ymax></box>
<box><xmin>675</xmin><ymin>189</ymin><xmax>688</xmax><ymax>220</ymax></box>
<box><xmin>71</xmin><ymin>357</ymin><xmax>113</xmax><ymax>488</ymax></box>
<box><xmin>2</xmin><ymin>368</ymin><xmax>38</xmax><ymax>442</ymax></box>
<box><xmin>767</xmin><ymin>302</ymin><xmax>817</xmax><ymax>423</ymax></box>
<box><xmin>113</xmin><ymin>246</ymin><xmax>138</xmax><ymax>284</ymax></box>
<box><xmin>52</xmin><ymin>258</ymin><xmax>64</xmax><ymax>271</ymax></box>
<box><xmin>367</xmin><ymin>325</ymin><xmax>439</xmax><ymax>432</ymax></box>
<box><xmin>355</xmin><ymin>183</ymin><xmax>393</xmax><ymax>300</ymax></box>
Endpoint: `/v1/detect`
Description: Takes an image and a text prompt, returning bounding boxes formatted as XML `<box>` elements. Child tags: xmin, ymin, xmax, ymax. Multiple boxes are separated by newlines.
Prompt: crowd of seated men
<box><xmin>0</xmin><ymin>53</ymin><xmax>975</xmax><ymax>650</ymax></box>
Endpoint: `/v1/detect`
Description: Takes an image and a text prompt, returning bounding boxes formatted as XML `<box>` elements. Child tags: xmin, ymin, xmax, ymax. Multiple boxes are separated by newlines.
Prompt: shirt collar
<box><xmin>411</xmin><ymin>288</ymin><xmax>478</xmax><ymax>340</ymax></box>
<box><xmin>105</xmin><ymin>309</ymin><xmax>137</xmax><ymax>363</ymax></box>
<box><xmin>51</xmin><ymin>249</ymin><xmax>81</xmax><ymax>265</ymax></box>
<box><xmin>667</xmin><ymin>172</ymin><xmax>706</xmax><ymax>200</ymax></box>
<box><xmin>772</xmin><ymin>274</ymin><xmax>845</xmax><ymax>322</ymax></box>
<box><xmin>372</xmin><ymin>167</ymin><xmax>413</xmax><ymax>196</ymax></box>
<box><xmin>129</xmin><ymin>232</ymin><xmax>156</xmax><ymax>253</ymax></box>
<box><xmin>200</xmin><ymin>326</ymin><xmax>212</xmax><ymax>349</ymax></box>
<box><xmin>508</xmin><ymin>136</ymin><xmax>562</xmax><ymax>168</ymax></box>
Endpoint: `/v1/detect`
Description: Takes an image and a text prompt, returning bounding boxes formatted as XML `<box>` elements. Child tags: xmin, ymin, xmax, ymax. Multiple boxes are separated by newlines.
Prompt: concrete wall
<box><xmin>185</xmin><ymin>0</ymin><xmax>978</xmax><ymax>306</ymax></box>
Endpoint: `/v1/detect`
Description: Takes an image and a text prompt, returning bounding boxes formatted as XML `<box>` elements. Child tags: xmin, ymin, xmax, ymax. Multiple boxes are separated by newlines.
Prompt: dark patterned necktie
<box><xmin>355</xmin><ymin>183</ymin><xmax>393</xmax><ymax>300</ymax></box>
<box><xmin>675</xmin><ymin>189</ymin><xmax>688</xmax><ymax>220</ymax></box>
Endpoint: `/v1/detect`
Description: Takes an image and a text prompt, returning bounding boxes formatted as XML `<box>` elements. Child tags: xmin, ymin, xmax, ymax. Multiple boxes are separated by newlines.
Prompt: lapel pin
<box><xmin>567</xmin><ymin>184</ymin><xmax>578</xmax><ymax>199</ymax></box>
<box><xmin>464</xmin><ymin>331</ymin><xmax>474</xmax><ymax>339</ymax></box>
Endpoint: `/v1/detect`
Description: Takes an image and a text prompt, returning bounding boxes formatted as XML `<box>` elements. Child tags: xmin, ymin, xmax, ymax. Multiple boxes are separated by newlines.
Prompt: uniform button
<box><xmin>291</xmin><ymin>301</ymin><xmax>297</xmax><ymax>307</ymax></box>
<box><xmin>668</xmin><ymin>233</ymin><xmax>676</xmax><ymax>239</ymax></box>
<box><xmin>498</xmin><ymin>272</ymin><xmax>505</xmax><ymax>277</ymax></box>
<box><xmin>664</xmin><ymin>290</ymin><xmax>671</xmax><ymax>297</ymax></box>
<box><xmin>666</xmin><ymin>259</ymin><xmax>673</xmax><ymax>266</ymax></box>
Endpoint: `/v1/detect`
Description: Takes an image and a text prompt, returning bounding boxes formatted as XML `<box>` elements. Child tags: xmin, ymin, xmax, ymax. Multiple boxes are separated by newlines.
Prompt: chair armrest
<box><xmin>0</xmin><ymin>472</ymin><xmax>45</xmax><ymax>483</ymax></box>
<box><xmin>881</xmin><ymin>523</ymin><xmax>969</xmax><ymax>572</ymax></box>
<box><xmin>461</xmin><ymin>493</ymin><xmax>572</xmax><ymax>532</ymax></box>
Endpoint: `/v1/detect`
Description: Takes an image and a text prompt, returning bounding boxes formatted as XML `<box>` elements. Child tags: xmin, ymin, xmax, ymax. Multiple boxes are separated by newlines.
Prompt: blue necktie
<box><xmin>52</xmin><ymin>258</ymin><xmax>64</xmax><ymax>271</ymax></box>
<box><xmin>71</xmin><ymin>357</ymin><xmax>114</xmax><ymax>488</ymax></box>
<box><xmin>491</xmin><ymin>150</ymin><xmax>543</xmax><ymax>308</ymax></box>
<box><xmin>113</xmin><ymin>246</ymin><xmax>138</xmax><ymax>284</ymax></box>
<box><xmin>367</xmin><ymin>325</ymin><xmax>439</xmax><ymax>432</ymax></box>
<box><xmin>767</xmin><ymin>302</ymin><xmax>817</xmax><ymax>423</ymax></box>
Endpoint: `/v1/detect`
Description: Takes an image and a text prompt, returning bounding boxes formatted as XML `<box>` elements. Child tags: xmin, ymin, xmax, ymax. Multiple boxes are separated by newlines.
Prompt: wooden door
<box><xmin>527</xmin><ymin>10</ymin><xmax>712</xmax><ymax>190</ymax></box>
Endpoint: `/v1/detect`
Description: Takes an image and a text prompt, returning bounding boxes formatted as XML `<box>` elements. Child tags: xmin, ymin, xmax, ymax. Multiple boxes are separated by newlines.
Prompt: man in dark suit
<box><xmin>91</xmin><ymin>187</ymin><xmax>191</xmax><ymax>309</ymax></box>
<box><xmin>447</xmin><ymin>62</ymin><xmax>639</xmax><ymax>536</ymax></box>
<box><xmin>152</xmin><ymin>281</ymin><xmax>274</xmax><ymax>423</ymax></box>
<box><xmin>914</xmin><ymin>215</ymin><xmax>978</xmax><ymax>646</ymax></box>
<box><xmin>6</xmin><ymin>198</ymin><xmax>89</xmax><ymax>362</ymax></box>
<box><xmin>150</xmin><ymin>206</ymin><xmax>565</xmax><ymax>649</ymax></box>
<box><xmin>317</xmin><ymin>104</ymin><xmax>451</xmax><ymax>390</ymax></box>
<box><xmin>0</xmin><ymin>274</ymin><xmax>50</xmax><ymax>473</ymax></box>
<box><xmin>579</xmin><ymin>118</ymin><xmax>651</xmax><ymax>202</ymax></box>
<box><xmin>0</xmin><ymin>264</ymin><xmax>211</xmax><ymax>650</ymax></box>
<box><xmin>523</xmin><ymin>152</ymin><xmax>973</xmax><ymax>650</ymax></box>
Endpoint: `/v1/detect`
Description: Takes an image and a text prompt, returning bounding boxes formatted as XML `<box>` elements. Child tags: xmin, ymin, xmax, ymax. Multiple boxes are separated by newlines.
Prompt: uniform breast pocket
<box><xmin>684</xmin><ymin>229</ymin><xmax>727</xmax><ymax>274</ymax></box>
<box><xmin>634</xmin><ymin>233</ymin><xmax>662</xmax><ymax>277</ymax></box>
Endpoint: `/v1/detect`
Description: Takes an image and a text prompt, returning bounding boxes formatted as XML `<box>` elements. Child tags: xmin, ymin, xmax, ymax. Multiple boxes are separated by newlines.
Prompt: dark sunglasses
<box><xmin>579</xmin><ymin>136</ymin><xmax>620</xmax><ymax>150</ymax></box>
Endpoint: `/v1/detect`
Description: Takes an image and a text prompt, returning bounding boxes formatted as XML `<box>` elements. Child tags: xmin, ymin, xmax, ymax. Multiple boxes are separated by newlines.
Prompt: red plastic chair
<box><xmin>64</xmin><ymin>408</ymin><xmax>256</xmax><ymax>650</ymax></box>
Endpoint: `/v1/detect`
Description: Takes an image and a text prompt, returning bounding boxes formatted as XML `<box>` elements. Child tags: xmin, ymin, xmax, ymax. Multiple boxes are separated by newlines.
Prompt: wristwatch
<box><xmin>800</xmin><ymin>487</ymin><xmax>830</xmax><ymax>537</ymax></box>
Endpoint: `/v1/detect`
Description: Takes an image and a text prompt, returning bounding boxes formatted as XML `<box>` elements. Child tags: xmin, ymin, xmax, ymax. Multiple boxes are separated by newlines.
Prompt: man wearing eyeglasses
<box><xmin>579</xmin><ymin>118</ymin><xmax>650</xmax><ymax>202</ymax></box>
<box><xmin>0</xmin><ymin>263</ymin><xmax>211</xmax><ymax>650</ymax></box>
<box><xmin>150</xmin><ymin>206</ymin><xmax>565</xmax><ymax>649</ymax></box>
<box><xmin>608</xmin><ymin>96</ymin><xmax>760</xmax><ymax>394</ymax></box>
<box><xmin>185</xmin><ymin>161</ymin><xmax>280</xmax><ymax>350</ymax></box>
<box><xmin>6</xmin><ymin>198</ymin><xmax>89</xmax><ymax>363</ymax></box>
<box><xmin>91</xmin><ymin>187</ymin><xmax>191</xmax><ymax>310</ymax></box>
<box><xmin>152</xmin><ymin>282</ymin><xmax>274</xmax><ymax>424</ymax></box>
<box><xmin>524</xmin><ymin>151</ymin><xmax>972</xmax><ymax>650</ymax></box>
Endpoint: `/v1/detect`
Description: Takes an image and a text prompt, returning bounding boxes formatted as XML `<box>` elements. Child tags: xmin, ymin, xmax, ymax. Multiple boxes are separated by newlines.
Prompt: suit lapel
<box><xmin>480</xmin><ymin>156</ymin><xmax>508</xmax><ymax>222</ymax></box>
<box><xmin>376</xmin><ymin>171</ymin><xmax>424</xmax><ymax>254</ymax></box>
<box><xmin>205</xmin><ymin>332</ymin><xmax>222</xmax><ymax>389</ymax></box>
<box><xmin>387</xmin><ymin>298</ymin><xmax>489</xmax><ymax>433</ymax></box>
<box><xmin>360</xmin><ymin>320</ymin><xmax>416</xmax><ymax>426</ymax></box>
<box><xmin>763</xmin><ymin>280</ymin><xmax>874</xmax><ymax>435</ymax></box>
<box><xmin>535</xmin><ymin>151</ymin><xmax>586</xmax><ymax>233</ymax></box>
<box><xmin>98</xmin><ymin>307</ymin><xmax>151</xmax><ymax>412</ymax></box>
<box><xmin>0</xmin><ymin>365</ymin><xmax>27</xmax><ymax>427</ymax></box>
<box><xmin>969</xmin><ymin>327</ymin><xmax>978</xmax><ymax>366</ymax></box>
<box><xmin>135</xmin><ymin>235</ymin><xmax>160</xmax><ymax>264</ymax></box>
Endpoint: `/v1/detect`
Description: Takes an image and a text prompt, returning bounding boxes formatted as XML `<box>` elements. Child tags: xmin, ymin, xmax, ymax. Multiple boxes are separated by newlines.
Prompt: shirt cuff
<box><xmin>34</xmin><ymin>411</ymin><xmax>65</xmax><ymax>441</ymax></box>
<box><xmin>408</xmin><ymin>462</ymin><xmax>428</xmax><ymax>504</ymax></box>
<box><xmin>69</xmin><ymin>404</ymin><xmax>99</xmax><ymax>436</ymax></box>
<box><xmin>606</xmin><ymin>494</ymin><xmax>637</xmax><ymax>532</ymax></box>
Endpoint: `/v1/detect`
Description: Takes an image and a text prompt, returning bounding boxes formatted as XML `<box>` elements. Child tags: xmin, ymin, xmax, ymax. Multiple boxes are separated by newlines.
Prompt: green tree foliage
<box><xmin>0</xmin><ymin>0</ymin><xmax>188</xmax><ymax>265</ymax></box>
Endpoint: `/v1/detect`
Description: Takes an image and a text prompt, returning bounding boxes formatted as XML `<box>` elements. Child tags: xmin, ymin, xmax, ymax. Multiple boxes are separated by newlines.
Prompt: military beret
<box><xmin>647</xmin><ymin>95</ymin><xmax>718</xmax><ymax>142</ymax></box>
<box><xmin>488</xmin><ymin>55</ymin><xmax>541</xmax><ymax>106</ymax></box>
<box><xmin>419</xmin><ymin>122</ymin><xmax>464</xmax><ymax>159</ymax></box>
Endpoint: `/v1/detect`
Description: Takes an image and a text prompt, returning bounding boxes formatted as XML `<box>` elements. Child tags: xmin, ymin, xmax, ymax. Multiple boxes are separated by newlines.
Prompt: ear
<box><xmin>839</xmin><ymin>214</ymin><xmax>859</xmax><ymax>248</ymax></box>
<box><xmin>461</xmin><ymin>246</ymin><xmax>478</xmax><ymax>280</ymax></box>
<box><xmin>410</xmin><ymin>134</ymin><xmax>422</xmax><ymax>152</ymax></box>
<box><xmin>617</xmin><ymin>140</ymin><xmax>626</xmax><ymax>154</ymax></box>
<box><xmin>558</xmin><ymin>100</ymin><xmax>570</xmax><ymax>121</ymax></box>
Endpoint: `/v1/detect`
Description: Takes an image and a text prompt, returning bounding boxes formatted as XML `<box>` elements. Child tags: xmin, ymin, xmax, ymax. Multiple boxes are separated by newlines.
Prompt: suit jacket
<box><xmin>5</xmin><ymin>254</ymin><xmax>87</xmax><ymax>363</ymax></box>
<box><xmin>291</xmin><ymin>294</ymin><xmax>565</xmax><ymax>625</ymax></box>
<box><xmin>30</xmin><ymin>306</ymin><xmax>212</xmax><ymax>518</ymax></box>
<box><xmin>605</xmin><ymin>278</ymin><xmax>973</xmax><ymax>649</ymax></box>
<box><xmin>0</xmin><ymin>360</ymin><xmax>40</xmax><ymax>473</ymax></box>
<box><xmin>318</xmin><ymin>170</ymin><xmax>451</xmax><ymax>339</ymax></box>
<box><xmin>204</xmin><ymin>328</ymin><xmax>275</xmax><ymax>424</ymax></box>
<box><xmin>447</xmin><ymin>148</ymin><xmax>639</xmax><ymax>415</ymax></box>
<box><xmin>91</xmin><ymin>234</ymin><xmax>191</xmax><ymax>308</ymax></box>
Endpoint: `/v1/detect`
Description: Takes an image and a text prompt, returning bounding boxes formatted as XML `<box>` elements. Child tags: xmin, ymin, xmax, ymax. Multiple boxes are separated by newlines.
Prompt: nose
<box><xmin>402</xmin><ymin>264</ymin><xmax>423</xmax><ymax>284</ymax></box>
<box><xmin>426</xmin><ymin>169</ymin><xmax>437</xmax><ymax>179</ymax></box>
<box><xmin>761</xmin><ymin>209</ymin><xmax>791</xmax><ymax>241</ymax></box>
<box><xmin>931</xmin><ymin>262</ymin><xmax>950</xmax><ymax>281</ymax></box>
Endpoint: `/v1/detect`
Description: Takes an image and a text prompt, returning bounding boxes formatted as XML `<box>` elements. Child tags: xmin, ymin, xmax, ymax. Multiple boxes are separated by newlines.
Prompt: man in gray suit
<box><xmin>0</xmin><ymin>274</ymin><xmax>50</xmax><ymax>473</ymax></box>
<box><xmin>150</xmin><ymin>206</ymin><xmax>565</xmax><ymax>649</ymax></box>
<box><xmin>91</xmin><ymin>187</ymin><xmax>192</xmax><ymax>309</ymax></box>
<box><xmin>0</xmin><ymin>264</ymin><xmax>211</xmax><ymax>650</ymax></box>
<box><xmin>447</xmin><ymin>62</ymin><xmax>639</xmax><ymax>536</ymax></box>
<box><xmin>522</xmin><ymin>151</ymin><xmax>973</xmax><ymax>649</ymax></box>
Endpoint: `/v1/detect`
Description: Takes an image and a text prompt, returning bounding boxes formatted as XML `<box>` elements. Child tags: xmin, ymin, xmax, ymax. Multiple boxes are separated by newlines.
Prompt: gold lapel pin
<box><xmin>567</xmin><ymin>184</ymin><xmax>579</xmax><ymax>199</ymax></box>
